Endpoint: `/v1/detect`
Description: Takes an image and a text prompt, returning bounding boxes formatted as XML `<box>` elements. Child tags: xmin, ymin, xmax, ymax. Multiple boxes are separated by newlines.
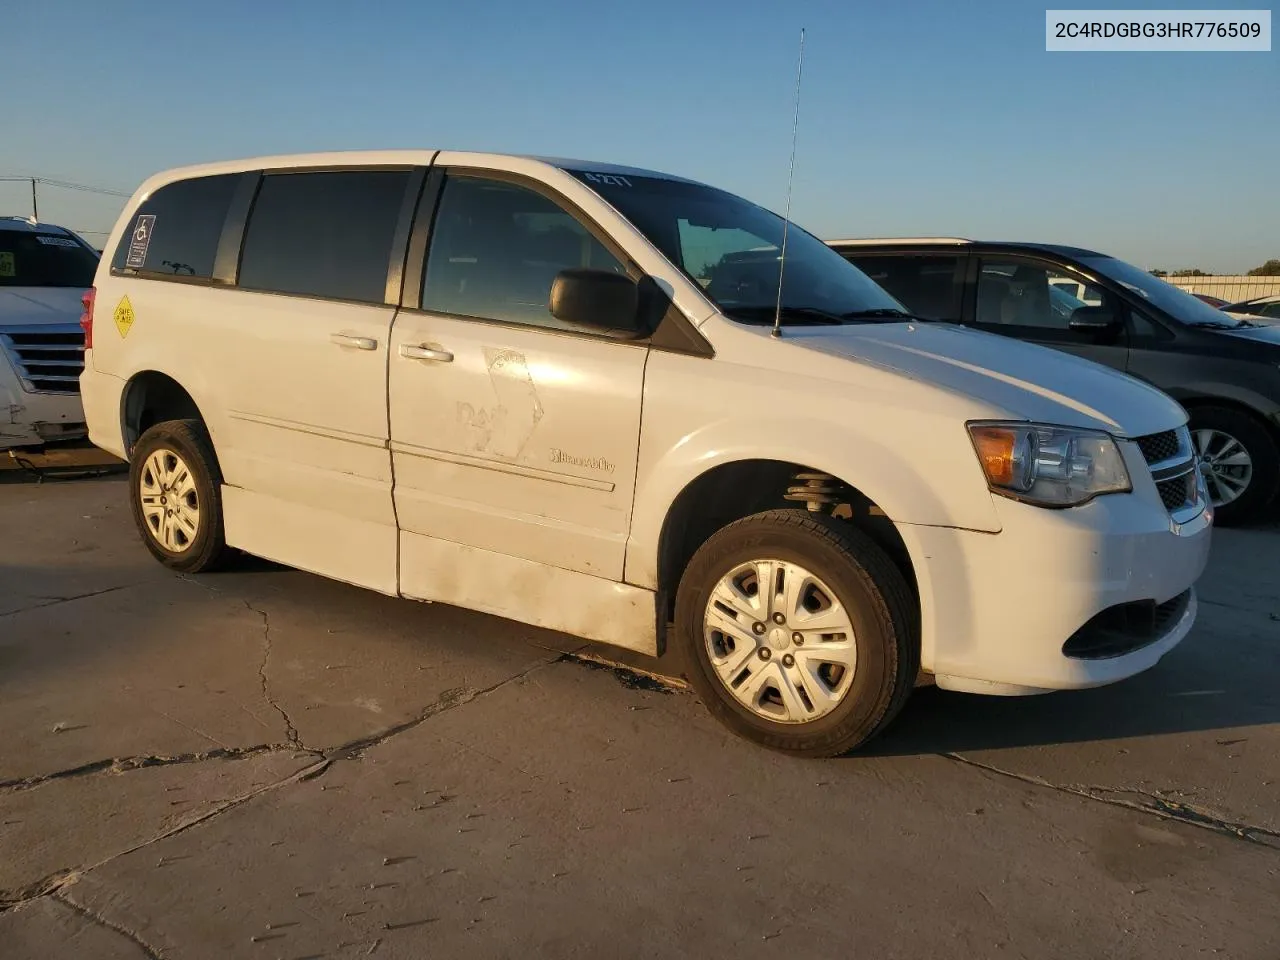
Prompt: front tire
<box><xmin>674</xmin><ymin>509</ymin><xmax>919</xmax><ymax>757</ymax></box>
<box><xmin>129</xmin><ymin>420</ymin><xmax>229</xmax><ymax>573</ymax></box>
<box><xmin>1189</xmin><ymin>406</ymin><xmax>1279</xmax><ymax>526</ymax></box>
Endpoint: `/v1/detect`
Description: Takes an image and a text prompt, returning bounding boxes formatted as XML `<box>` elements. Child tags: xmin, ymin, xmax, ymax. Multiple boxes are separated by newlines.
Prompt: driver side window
<box><xmin>976</xmin><ymin>260</ymin><xmax>1109</xmax><ymax>331</ymax></box>
<box><xmin>422</xmin><ymin>175</ymin><xmax>628</xmax><ymax>332</ymax></box>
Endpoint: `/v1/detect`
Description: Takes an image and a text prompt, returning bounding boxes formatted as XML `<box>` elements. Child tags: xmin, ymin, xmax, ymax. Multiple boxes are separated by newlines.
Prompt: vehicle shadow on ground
<box><xmin>866</xmin><ymin>665</ymin><xmax>1280</xmax><ymax>757</ymax></box>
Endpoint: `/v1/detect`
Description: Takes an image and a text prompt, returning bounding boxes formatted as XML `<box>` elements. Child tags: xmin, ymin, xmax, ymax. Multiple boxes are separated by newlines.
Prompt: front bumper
<box><xmin>899</xmin><ymin>469</ymin><xmax>1212</xmax><ymax>695</ymax></box>
<box><xmin>1</xmin><ymin>361</ymin><xmax>86</xmax><ymax>450</ymax></box>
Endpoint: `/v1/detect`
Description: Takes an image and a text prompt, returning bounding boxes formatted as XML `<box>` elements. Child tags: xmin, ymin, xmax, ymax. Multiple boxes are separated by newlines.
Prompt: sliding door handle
<box><xmin>330</xmin><ymin>333</ymin><xmax>378</xmax><ymax>351</ymax></box>
<box><xmin>400</xmin><ymin>344</ymin><xmax>454</xmax><ymax>363</ymax></box>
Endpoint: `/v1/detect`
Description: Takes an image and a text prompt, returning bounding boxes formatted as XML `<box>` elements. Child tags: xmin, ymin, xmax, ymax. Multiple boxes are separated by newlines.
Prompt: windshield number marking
<box><xmin>580</xmin><ymin>172</ymin><xmax>633</xmax><ymax>188</ymax></box>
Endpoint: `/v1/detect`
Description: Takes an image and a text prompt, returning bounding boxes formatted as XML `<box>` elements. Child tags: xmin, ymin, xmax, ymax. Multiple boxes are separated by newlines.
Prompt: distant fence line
<box><xmin>1165</xmin><ymin>276</ymin><xmax>1280</xmax><ymax>300</ymax></box>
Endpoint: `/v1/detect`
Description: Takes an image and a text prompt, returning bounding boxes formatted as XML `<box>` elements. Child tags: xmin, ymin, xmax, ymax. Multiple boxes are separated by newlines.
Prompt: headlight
<box><xmin>967</xmin><ymin>422</ymin><xmax>1131</xmax><ymax>507</ymax></box>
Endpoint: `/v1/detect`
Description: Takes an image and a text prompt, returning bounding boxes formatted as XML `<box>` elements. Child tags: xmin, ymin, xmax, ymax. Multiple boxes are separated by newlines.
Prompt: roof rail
<box><xmin>1</xmin><ymin>215</ymin><xmax>39</xmax><ymax>225</ymax></box>
<box><xmin>826</xmin><ymin>237</ymin><xmax>972</xmax><ymax>246</ymax></box>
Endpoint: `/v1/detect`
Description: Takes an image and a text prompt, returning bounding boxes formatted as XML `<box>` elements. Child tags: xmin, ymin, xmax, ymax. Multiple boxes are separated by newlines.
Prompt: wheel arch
<box><xmin>120</xmin><ymin>370</ymin><xmax>211</xmax><ymax>457</ymax></box>
<box><xmin>643</xmin><ymin>457</ymin><xmax>923</xmax><ymax>656</ymax></box>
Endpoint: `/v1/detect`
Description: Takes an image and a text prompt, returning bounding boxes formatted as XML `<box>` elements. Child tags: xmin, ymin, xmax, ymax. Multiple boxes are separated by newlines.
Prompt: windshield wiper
<box><xmin>840</xmin><ymin>308</ymin><xmax>926</xmax><ymax>322</ymax></box>
<box><xmin>723</xmin><ymin>305</ymin><xmax>848</xmax><ymax>325</ymax></box>
<box><xmin>1186</xmin><ymin>320</ymin><xmax>1248</xmax><ymax>329</ymax></box>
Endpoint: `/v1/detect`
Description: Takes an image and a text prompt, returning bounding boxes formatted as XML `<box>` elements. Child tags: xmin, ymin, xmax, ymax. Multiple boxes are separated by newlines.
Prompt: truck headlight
<box><xmin>967</xmin><ymin>422</ymin><xmax>1131</xmax><ymax>507</ymax></box>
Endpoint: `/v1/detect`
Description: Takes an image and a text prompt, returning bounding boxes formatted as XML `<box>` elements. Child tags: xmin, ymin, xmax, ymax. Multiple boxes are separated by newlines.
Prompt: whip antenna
<box><xmin>772</xmin><ymin>27</ymin><xmax>806</xmax><ymax>339</ymax></box>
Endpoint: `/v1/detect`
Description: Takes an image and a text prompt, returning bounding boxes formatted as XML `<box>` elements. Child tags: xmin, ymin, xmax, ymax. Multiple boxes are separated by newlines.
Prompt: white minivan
<box><xmin>81</xmin><ymin>151</ymin><xmax>1212</xmax><ymax>755</ymax></box>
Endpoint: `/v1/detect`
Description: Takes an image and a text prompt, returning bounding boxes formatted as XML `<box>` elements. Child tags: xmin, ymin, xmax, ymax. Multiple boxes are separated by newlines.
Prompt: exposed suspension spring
<box><xmin>783</xmin><ymin>472</ymin><xmax>842</xmax><ymax>513</ymax></box>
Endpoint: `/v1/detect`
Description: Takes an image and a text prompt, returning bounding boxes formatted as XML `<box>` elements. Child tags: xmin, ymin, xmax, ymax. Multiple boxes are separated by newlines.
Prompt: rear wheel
<box><xmin>1188</xmin><ymin>406</ymin><xmax>1279</xmax><ymax>526</ymax></box>
<box><xmin>129</xmin><ymin>420</ymin><xmax>229</xmax><ymax>572</ymax></box>
<box><xmin>674</xmin><ymin>509</ymin><xmax>918</xmax><ymax>757</ymax></box>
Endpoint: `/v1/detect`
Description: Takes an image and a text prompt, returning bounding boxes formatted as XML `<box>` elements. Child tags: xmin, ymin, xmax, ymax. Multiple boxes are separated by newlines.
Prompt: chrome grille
<box><xmin>1132</xmin><ymin>427</ymin><xmax>1201</xmax><ymax>519</ymax></box>
<box><xmin>1136</xmin><ymin>430</ymin><xmax>1179</xmax><ymax>465</ymax></box>
<box><xmin>1157</xmin><ymin>472</ymin><xmax>1196</xmax><ymax>511</ymax></box>
<box><xmin>0</xmin><ymin>323</ymin><xmax>84</xmax><ymax>394</ymax></box>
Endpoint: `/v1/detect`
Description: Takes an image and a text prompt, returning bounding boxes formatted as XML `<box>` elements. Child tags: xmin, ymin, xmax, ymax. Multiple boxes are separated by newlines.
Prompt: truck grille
<box><xmin>0</xmin><ymin>323</ymin><xmax>85</xmax><ymax>395</ymax></box>
<box><xmin>1132</xmin><ymin>427</ymin><xmax>1200</xmax><ymax>518</ymax></box>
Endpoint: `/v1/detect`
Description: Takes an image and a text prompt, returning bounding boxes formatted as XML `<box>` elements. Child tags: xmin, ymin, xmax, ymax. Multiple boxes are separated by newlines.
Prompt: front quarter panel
<box><xmin>624</xmin><ymin>332</ymin><xmax>1005</xmax><ymax>589</ymax></box>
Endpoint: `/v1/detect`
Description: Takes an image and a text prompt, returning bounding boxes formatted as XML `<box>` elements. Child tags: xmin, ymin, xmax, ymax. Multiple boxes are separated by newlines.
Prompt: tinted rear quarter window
<box><xmin>237</xmin><ymin>170</ymin><xmax>410</xmax><ymax>303</ymax></box>
<box><xmin>111</xmin><ymin>174</ymin><xmax>239</xmax><ymax>278</ymax></box>
<box><xmin>1</xmin><ymin>230</ymin><xmax>98</xmax><ymax>287</ymax></box>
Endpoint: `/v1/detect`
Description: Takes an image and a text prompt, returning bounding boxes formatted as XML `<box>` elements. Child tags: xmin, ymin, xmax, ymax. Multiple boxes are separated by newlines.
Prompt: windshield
<box><xmin>0</xmin><ymin>230</ymin><xmax>98</xmax><ymax>288</ymax></box>
<box><xmin>567</xmin><ymin>171</ymin><xmax>906</xmax><ymax>325</ymax></box>
<box><xmin>1080</xmin><ymin>255</ymin><xmax>1248</xmax><ymax>328</ymax></box>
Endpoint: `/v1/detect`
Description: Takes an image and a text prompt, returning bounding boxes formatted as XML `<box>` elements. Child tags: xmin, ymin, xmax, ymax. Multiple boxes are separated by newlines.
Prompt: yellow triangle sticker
<box><xmin>113</xmin><ymin>295</ymin><xmax>135</xmax><ymax>338</ymax></box>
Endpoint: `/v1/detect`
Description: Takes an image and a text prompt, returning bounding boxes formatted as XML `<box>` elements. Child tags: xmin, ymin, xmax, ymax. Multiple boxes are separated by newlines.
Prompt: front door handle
<box><xmin>330</xmin><ymin>333</ymin><xmax>378</xmax><ymax>351</ymax></box>
<box><xmin>400</xmin><ymin>344</ymin><xmax>454</xmax><ymax>363</ymax></box>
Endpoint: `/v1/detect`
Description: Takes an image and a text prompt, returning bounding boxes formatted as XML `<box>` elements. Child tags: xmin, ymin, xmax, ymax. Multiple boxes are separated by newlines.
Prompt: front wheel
<box><xmin>674</xmin><ymin>509</ymin><xmax>919</xmax><ymax>757</ymax></box>
<box><xmin>1189</xmin><ymin>407</ymin><xmax>1279</xmax><ymax>526</ymax></box>
<box><xmin>129</xmin><ymin>420</ymin><xmax>230</xmax><ymax>573</ymax></box>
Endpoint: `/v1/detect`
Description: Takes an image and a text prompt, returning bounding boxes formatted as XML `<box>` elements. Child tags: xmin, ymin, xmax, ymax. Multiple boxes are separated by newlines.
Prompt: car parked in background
<box><xmin>1222</xmin><ymin>294</ymin><xmax>1280</xmax><ymax>322</ymax></box>
<box><xmin>0</xmin><ymin>217</ymin><xmax>96</xmax><ymax>450</ymax></box>
<box><xmin>830</xmin><ymin>238</ymin><xmax>1280</xmax><ymax>525</ymax></box>
<box><xmin>1191</xmin><ymin>293</ymin><xmax>1228</xmax><ymax>309</ymax></box>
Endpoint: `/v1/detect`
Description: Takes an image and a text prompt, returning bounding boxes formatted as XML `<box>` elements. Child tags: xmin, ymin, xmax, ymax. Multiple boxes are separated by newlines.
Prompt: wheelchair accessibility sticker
<box><xmin>125</xmin><ymin>215</ymin><xmax>156</xmax><ymax>269</ymax></box>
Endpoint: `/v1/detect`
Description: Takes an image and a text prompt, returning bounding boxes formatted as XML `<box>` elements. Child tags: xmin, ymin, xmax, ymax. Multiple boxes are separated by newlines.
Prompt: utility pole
<box><xmin>30</xmin><ymin>178</ymin><xmax>38</xmax><ymax>221</ymax></box>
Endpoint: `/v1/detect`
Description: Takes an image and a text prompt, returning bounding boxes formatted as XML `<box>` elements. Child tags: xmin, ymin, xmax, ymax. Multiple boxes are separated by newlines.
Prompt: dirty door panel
<box><xmin>389</xmin><ymin>172</ymin><xmax>648</xmax><ymax>583</ymax></box>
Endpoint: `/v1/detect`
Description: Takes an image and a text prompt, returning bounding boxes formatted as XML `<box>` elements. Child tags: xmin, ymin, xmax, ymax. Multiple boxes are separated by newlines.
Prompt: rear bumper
<box><xmin>0</xmin><ymin>358</ymin><xmax>86</xmax><ymax>450</ymax></box>
<box><xmin>79</xmin><ymin>361</ymin><xmax>128</xmax><ymax>460</ymax></box>
<box><xmin>899</xmin><ymin>484</ymin><xmax>1212</xmax><ymax>695</ymax></box>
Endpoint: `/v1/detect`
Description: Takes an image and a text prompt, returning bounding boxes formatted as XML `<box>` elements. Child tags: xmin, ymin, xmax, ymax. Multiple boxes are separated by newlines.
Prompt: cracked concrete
<box><xmin>246</xmin><ymin>599</ymin><xmax>307</xmax><ymax>751</ymax></box>
<box><xmin>3</xmin><ymin>476</ymin><xmax>1279</xmax><ymax>958</ymax></box>
<box><xmin>943</xmin><ymin>753</ymin><xmax>1280</xmax><ymax>849</ymax></box>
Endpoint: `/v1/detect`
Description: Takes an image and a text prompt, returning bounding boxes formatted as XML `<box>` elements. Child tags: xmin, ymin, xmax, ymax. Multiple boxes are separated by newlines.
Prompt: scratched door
<box><xmin>387</xmin><ymin>172</ymin><xmax>649</xmax><ymax>584</ymax></box>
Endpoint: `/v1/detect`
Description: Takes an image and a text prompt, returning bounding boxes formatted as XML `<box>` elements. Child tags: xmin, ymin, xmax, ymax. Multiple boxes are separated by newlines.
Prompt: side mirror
<box><xmin>549</xmin><ymin>269</ymin><xmax>644</xmax><ymax>337</ymax></box>
<box><xmin>1068</xmin><ymin>305</ymin><xmax>1118</xmax><ymax>332</ymax></box>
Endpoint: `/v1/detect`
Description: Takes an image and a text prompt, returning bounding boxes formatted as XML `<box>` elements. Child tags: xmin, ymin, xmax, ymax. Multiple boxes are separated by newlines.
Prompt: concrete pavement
<box><xmin>2</xmin><ymin>476</ymin><xmax>1278</xmax><ymax>958</ymax></box>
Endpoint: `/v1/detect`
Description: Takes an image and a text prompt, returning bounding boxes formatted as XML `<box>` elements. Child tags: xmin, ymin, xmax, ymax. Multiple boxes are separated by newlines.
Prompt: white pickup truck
<box><xmin>1</xmin><ymin>218</ymin><xmax>95</xmax><ymax>450</ymax></box>
<box><xmin>80</xmin><ymin>151</ymin><xmax>1212</xmax><ymax>755</ymax></box>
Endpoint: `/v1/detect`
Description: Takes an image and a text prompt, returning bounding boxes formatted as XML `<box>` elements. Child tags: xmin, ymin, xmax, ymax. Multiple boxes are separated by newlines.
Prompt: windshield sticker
<box><xmin>578</xmin><ymin>171</ymin><xmax>633</xmax><ymax>188</ymax></box>
<box><xmin>1118</xmin><ymin>280</ymin><xmax>1150</xmax><ymax>299</ymax></box>
<box><xmin>113</xmin><ymin>294</ymin><xmax>136</xmax><ymax>338</ymax></box>
<box><xmin>0</xmin><ymin>252</ymin><xmax>13</xmax><ymax>277</ymax></box>
<box><xmin>36</xmin><ymin>235</ymin><xmax>79</xmax><ymax>247</ymax></box>
<box><xmin>125</xmin><ymin>214</ymin><xmax>156</xmax><ymax>269</ymax></box>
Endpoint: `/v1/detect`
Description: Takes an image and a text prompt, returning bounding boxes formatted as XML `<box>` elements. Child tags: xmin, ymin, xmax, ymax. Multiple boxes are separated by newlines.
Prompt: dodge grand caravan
<box><xmin>81</xmin><ymin>151</ymin><xmax>1212</xmax><ymax>755</ymax></box>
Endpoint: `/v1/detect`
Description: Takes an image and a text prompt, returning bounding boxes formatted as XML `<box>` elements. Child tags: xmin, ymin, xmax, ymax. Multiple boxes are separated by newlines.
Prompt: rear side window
<box><xmin>111</xmin><ymin>174</ymin><xmax>239</xmax><ymax>279</ymax></box>
<box><xmin>848</xmin><ymin>254</ymin><xmax>965</xmax><ymax>320</ymax></box>
<box><xmin>237</xmin><ymin>170</ymin><xmax>410</xmax><ymax>303</ymax></box>
<box><xmin>1</xmin><ymin>230</ymin><xmax>98</xmax><ymax>287</ymax></box>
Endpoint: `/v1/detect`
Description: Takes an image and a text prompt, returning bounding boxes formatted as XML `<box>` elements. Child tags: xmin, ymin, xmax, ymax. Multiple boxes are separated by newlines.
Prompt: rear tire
<box><xmin>129</xmin><ymin>420</ymin><xmax>229</xmax><ymax>573</ymax></box>
<box><xmin>674</xmin><ymin>509</ymin><xmax>919</xmax><ymax>757</ymax></box>
<box><xmin>1188</xmin><ymin>406</ymin><xmax>1279</xmax><ymax>527</ymax></box>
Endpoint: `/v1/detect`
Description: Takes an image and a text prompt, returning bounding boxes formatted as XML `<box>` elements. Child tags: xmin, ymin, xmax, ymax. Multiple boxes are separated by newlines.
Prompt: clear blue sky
<box><xmin>3</xmin><ymin>0</ymin><xmax>1276</xmax><ymax>272</ymax></box>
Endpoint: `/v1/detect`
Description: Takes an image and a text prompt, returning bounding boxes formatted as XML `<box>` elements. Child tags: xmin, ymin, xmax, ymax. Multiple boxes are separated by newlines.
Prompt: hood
<box><xmin>0</xmin><ymin>287</ymin><xmax>86</xmax><ymax>327</ymax></box>
<box><xmin>782</xmin><ymin>322</ymin><xmax>1185</xmax><ymax>438</ymax></box>
<box><xmin>1216</xmin><ymin>320</ymin><xmax>1280</xmax><ymax>340</ymax></box>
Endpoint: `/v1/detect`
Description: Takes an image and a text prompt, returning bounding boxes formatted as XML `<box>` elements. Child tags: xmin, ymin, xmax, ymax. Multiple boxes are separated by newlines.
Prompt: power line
<box><xmin>0</xmin><ymin>176</ymin><xmax>131</xmax><ymax>198</ymax></box>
